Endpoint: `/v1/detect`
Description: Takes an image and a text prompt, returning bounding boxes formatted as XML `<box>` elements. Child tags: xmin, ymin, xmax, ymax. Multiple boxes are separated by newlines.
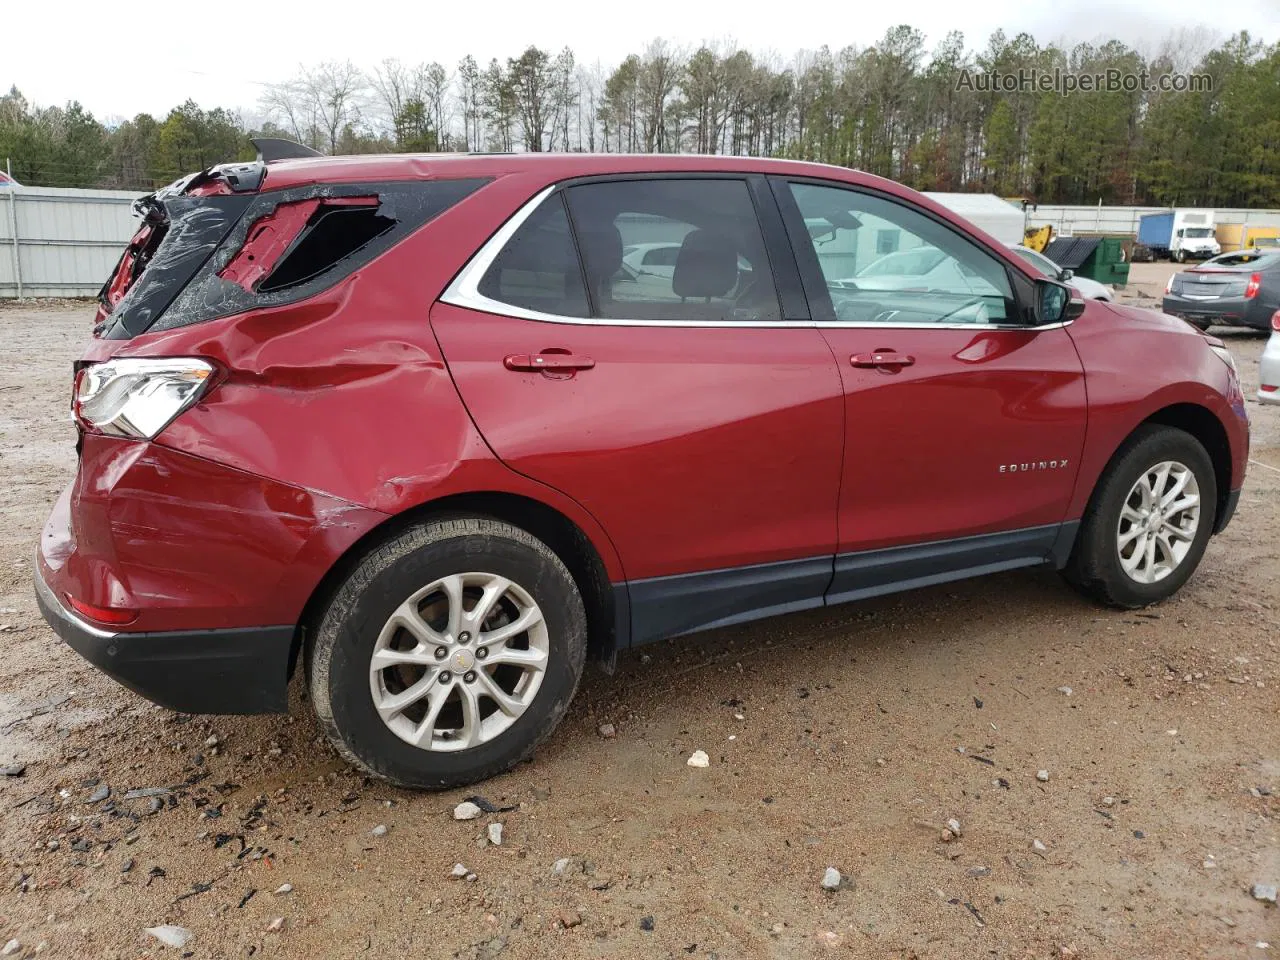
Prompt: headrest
<box><xmin>672</xmin><ymin>230</ymin><xmax>738</xmax><ymax>299</ymax></box>
<box><xmin>578</xmin><ymin>223</ymin><xmax>623</xmax><ymax>279</ymax></box>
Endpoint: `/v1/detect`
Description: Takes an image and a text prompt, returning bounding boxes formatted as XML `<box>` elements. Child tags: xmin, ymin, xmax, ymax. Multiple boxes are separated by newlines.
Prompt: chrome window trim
<box><xmin>439</xmin><ymin>183</ymin><xmax>1077</xmax><ymax>333</ymax></box>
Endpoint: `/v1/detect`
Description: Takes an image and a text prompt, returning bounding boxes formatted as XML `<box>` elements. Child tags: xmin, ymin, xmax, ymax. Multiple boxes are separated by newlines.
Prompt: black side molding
<box><xmin>622</xmin><ymin>523</ymin><xmax>1075</xmax><ymax>649</ymax></box>
<box><xmin>827</xmin><ymin>524</ymin><xmax>1061</xmax><ymax>605</ymax></box>
<box><xmin>627</xmin><ymin>556</ymin><xmax>833</xmax><ymax>646</ymax></box>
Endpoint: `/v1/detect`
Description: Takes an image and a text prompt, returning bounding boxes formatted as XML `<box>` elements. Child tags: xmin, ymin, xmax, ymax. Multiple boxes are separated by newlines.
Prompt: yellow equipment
<box><xmin>1216</xmin><ymin>223</ymin><xmax>1280</xmax><ymax>253</ymax></box>
<box><xmin>1023</xmin><ymin>224</ymin><xmax>1053</xmax><ymax>252</ymax></box>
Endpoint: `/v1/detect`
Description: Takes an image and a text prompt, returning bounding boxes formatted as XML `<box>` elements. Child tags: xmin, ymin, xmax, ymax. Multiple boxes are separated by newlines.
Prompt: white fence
<box><xmin>0</xmin><ymin>186</ymin><xmax>144</xmax><ymax>299</ymax></box>
<box><xmin>1027</xmin><ymin>204</ymin><xmax>1280</xmax><ymax>236</ymax></box>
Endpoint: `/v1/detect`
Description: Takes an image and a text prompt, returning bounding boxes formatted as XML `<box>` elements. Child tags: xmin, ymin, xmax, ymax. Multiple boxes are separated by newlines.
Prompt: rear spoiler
<box><xmin>138</xmin><ymin>138</ymin><xmax>322</xmax><ymax>206</ymax></box>
<box><xmin>250</xmin><ymin>138</ymin><xmax>322</xmax><ymax>162</ymax></box>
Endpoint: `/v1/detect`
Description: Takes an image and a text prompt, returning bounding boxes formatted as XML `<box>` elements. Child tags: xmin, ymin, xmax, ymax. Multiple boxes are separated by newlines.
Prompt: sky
<box><xmin>5</xmin><ymin>0</ymin><xmax>1278</xmax><ymax>122</ymax></box>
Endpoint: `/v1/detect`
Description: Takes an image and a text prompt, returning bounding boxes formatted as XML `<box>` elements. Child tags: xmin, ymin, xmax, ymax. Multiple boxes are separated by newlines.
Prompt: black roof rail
<box><xmin>251</xmin><ymin>138</ymin><xmax>323</xmax><ymax>162</ymax></box>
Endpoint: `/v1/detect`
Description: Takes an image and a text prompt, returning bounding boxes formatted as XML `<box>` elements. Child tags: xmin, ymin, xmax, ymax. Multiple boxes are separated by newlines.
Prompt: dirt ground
<box><xmin>0</xmin><ymin>267</ymin><xmax>1277</xmax><ymax>959</ymax></box>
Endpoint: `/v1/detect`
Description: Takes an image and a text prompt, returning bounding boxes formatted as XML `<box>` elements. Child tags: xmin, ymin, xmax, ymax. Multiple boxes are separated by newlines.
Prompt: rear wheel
<box><xmin>307</xmin><ymin>518</ymin><xmax>587</xmax><ymax>789</ymax></box>
<box><xmin>1063</xmin><ymin>425</ymin><xmax>1216</xmax><ymax>608</ymax></box>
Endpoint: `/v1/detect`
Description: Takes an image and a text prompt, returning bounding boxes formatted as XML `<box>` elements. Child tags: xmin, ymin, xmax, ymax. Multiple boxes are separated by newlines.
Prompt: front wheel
<box><xmin>1062</xmin><ymin>425</ymin><xmax>1216</xmax><ymax>608</ymax></box>
<box><xmin>307</xmin><ymin>518</ymin><xmax>587</xmax><ymax>789</ymax></box>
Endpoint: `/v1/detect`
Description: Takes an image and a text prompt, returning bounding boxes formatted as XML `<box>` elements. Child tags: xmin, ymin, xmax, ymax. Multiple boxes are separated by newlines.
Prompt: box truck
<box><xmin>1137</xmin><ymin>209</ymin><xmax>1220</xmax><ymax>262</ymax></box>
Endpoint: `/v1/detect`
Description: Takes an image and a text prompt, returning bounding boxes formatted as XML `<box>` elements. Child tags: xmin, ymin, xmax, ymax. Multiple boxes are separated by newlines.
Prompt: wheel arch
<box><xmin>290</xmin><ymin>491</ymin><xmax>624</xmax><ymax>681</ymax></box>
<box><xmin>1142</xmin><ymin>403</ymin><xmax>1233</xmax><ymax>529</ymax></box>
<box><xmin>1073</xmin><ymin>402</ymin><xmax>1233</xmax><ymax>543</ymax></box>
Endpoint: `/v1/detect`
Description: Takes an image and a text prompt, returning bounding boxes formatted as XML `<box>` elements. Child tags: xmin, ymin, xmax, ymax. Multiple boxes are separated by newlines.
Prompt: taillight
<box><xmin>74</xmin><ymin>358</ymin><xmax>214</xmax><ymax>440</ymax></box>
<box><xmin>1271</xmin><ymin>309</ymin><xmax>1280</xmax><ymax>332</ymax></box>
<box><xmin>1245</xmin><ymin>273</ymin><xmax>1261</xmax><ymax>298</ymax></box>
<box><xmin>66</xmin><ymin>595</ymin><xmax>138</xmax><ymax>626</ymax></box>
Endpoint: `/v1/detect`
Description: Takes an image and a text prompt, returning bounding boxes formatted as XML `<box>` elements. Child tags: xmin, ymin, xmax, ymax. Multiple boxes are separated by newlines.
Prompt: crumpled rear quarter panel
<box><xmin>40</xmin><ymin>435</ymin><xmax>388</xmax><ymax>633</ymax></box>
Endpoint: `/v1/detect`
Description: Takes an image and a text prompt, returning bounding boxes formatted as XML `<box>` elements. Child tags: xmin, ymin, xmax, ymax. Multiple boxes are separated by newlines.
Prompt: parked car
<box><xmin>1163</xmin><ymin>248</ymin><xmax>1280</xmax><ymax>331</ymax></box>
<box><xmin>843</xmin><ymin>246</ymin><xmax>983</xmax><ymax>292</ymax></box>
<box><xmin>623</xmin><ymin>241</ymin><xmax>749</xmax><ymax>279</ymax></box>
<box><xmin>1007</xmin><ymin>244</ymin><xmax>1114</xmax><ymax>300</ymax></box>
<box><xmin>37</xmin><ymin>145</ymin><xmax>1249</xmax><ymax>790</ymax></box>
<box><xmin>1260</xmin><ymin>309</ymin><xmax>1280</xmax><ymax>404</ymax></box>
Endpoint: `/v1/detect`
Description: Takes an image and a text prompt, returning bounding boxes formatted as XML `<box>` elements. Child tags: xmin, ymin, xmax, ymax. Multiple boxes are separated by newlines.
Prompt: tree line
<box><xmin>1</xmin><ymin>27</ymin><xmax>1276</xmax><ymax>207</ymax></box>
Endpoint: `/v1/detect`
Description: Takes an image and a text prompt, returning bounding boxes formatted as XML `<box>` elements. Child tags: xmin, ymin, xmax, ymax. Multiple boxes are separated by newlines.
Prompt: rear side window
<box><xmin>100</xmin><ymin>178</ymin><xmax>489</xmax><ymax>339</ymax></box>
<box><xmin>477</xmin><ymin>194</ymin><xmax>588</xmax><ymax>318</ymax></box>
<box><xmin>260</xmin><ymin>203</ymin><xmax>395</xmax><ymax>292</ymax></box>
<box><xmin>565</xmin><ymin>178</ymin><xmax>781</xmax><ymax>323</ymax></box>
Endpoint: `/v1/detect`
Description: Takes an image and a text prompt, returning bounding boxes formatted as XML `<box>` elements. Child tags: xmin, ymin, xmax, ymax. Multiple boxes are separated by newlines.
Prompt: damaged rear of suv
<box><xmin>38</xmin><ymin>140</ymin><xmax>496</xmax><ymax>722</ymax></box>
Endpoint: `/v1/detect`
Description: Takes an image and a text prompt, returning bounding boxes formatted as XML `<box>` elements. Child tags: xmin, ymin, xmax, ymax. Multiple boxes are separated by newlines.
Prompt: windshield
<box><xmin>857</xmin><ymin>247</ymin><xmax>946</xmax><ymax>278</ymax></box>
<box><xmin>1183</xmin><ymin>228</ymin><xmax>1213</xmax><ymax>238</ymax></box>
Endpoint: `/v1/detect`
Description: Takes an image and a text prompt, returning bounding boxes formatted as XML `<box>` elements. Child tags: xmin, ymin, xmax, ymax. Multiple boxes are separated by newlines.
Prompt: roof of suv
<box><xmin>258</xmin><ymin>152</ymin><xmax>879</xmax><ymax>193</ymax></box>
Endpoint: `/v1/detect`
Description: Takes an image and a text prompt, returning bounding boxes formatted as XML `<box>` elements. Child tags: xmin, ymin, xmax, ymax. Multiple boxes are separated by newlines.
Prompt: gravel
<box><xmin>453</xmin><ymin>801</ymin><xmax>483</xmax><ymax>820</ymax></box>
<box><xmin>144</xmin><ymin>925</ymin><xmax>192</xmax><ymax>949</ymax></box>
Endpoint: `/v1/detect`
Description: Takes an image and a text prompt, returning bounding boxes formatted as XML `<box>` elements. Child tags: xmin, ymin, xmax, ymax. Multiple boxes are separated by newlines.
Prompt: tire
<box><xmin>307</xmin><ymin>518</ymin><xmax>587</xmax><ymax>789</ymax></box>
<box><xmin>1062</xmin><ymin>425</ymin><xmax>1217</xmax><ymax>609</ymax></box>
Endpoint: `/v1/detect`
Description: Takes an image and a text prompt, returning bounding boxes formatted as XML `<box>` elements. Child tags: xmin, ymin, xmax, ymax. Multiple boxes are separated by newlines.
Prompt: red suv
<box><xmin>36</xmin><ymin>143</ymin><xmax>1249</xmax><ymax>788</ymax></box>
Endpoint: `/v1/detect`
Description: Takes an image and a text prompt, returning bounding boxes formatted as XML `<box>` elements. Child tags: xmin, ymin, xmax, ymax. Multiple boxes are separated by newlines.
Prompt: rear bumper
<box><xmin>1162</xmin><ymin>294</ymin><xmax>1274</xmax><ymax>330</ymax></box>
<box><xmin>35</xmin><ymin>563</ymin><xmax>293</xmax><ymax>713</ymax></box>
<box><xmin>33</xmin><ymin>434</ymin><xmax>390</xmax><ymax>714</ymax></box>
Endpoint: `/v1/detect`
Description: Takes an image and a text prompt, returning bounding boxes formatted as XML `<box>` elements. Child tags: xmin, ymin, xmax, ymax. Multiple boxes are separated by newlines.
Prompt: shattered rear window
<box><xmin>98</xmin><ymin>178</ymin><xmax>489</xmax><ymax>339</ymax></box>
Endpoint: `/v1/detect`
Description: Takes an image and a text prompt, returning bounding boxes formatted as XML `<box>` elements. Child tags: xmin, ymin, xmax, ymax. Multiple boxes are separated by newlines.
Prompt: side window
<box><xmin>788</xmin><ymin>182</ymin><xmax>1014</xmax><ymax>325</ymax></box>
<box><xmin>641</xmin><ymin>246</ymin><xmax>680</xmax><ymax>268</ymax></box>
<box><xmin>477</xmin><ymin>193</ymin><xmax>588</xmax><ymax>318</ymax></box>
<box><xmin>564</xmin><ymin>178</ymin><xmax>781</xmax><ymax>323</ymax></box>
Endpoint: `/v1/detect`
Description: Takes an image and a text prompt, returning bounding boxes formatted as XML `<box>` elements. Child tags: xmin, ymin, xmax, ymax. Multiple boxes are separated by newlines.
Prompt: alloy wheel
<box><xmin>1116</xmin><ymin>461</ymin><xmax>1201</xmax><ymax>584</ymax></box>
<box><xmin>368</xmin><ymin>572</ymin><xmax>549</xmax><ymax>751</ymax></box>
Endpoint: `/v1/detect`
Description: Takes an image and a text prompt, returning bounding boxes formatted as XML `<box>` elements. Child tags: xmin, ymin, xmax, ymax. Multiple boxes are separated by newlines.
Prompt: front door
<box><xmin>433</xmin><ymin>176</ymin><xmax>845</xmax><ymax>644</ymax></box>
<box><xmin>773</xmin><ymin>178</ymin><xmax>1088</xmax><ymax>603</ymax></box>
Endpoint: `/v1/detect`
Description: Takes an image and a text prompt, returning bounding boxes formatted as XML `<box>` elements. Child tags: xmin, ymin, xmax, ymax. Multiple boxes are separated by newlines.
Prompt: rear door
<box><xmin>432</xmin><ymin>175</ymin><xmax>845</xmax><ymax>645</ymax></box>
<box><xmin>773</xmin><ymin>178</ymin><xmax>1088</xmax><ymax>603</ymax></box>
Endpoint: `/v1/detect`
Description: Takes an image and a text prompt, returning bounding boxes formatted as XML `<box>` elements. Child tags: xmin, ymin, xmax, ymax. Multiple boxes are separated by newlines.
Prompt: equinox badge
<box><xmin>1000</xmin><ymin>460</ymin><xmax>1069</xmax><ymax>473</ymax></box>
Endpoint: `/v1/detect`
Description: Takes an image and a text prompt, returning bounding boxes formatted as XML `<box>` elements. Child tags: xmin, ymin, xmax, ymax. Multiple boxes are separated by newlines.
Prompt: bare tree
<box><xmin>371</xmin><ymin>57</ymin><xmax>412</xmax><ymax>127</ymax></box>
<box><xmin>457</xmin><ymin>55</ymin><xmax>483</xmax><ymax>151</ymax></box>
<box><xmin>420</xmin><ymin>63</ymin><xmax>451</xmax><ymax>149</ymax></box>
<box><xmin>263</xmin><ymin>61</ymin><xmax>368</xmax><ymax>154</ymax></box>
